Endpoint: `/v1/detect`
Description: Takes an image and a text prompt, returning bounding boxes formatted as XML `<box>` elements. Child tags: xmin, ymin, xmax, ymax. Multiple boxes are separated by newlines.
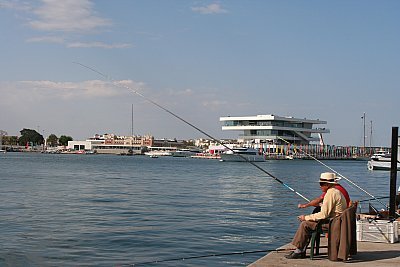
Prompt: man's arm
<box><xmin>298</xmin><ymin>196</ymin><xmax>323</xmax><ymax>208</ymax></box>
<box><xmin>304</xmin><ymin>189</ymin><xmax>337</xmax><ymax>221</ymax></box>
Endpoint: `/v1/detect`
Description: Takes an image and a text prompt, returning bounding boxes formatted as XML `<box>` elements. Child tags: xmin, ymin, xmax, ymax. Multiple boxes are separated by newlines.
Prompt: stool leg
<box><xmin>310</xmin><ymin>233</ymin><xmax>316</xmax><ymax>260</ymax></box>
<box><xmin>315</xmin><ymin>234</ymin><xmax>320</xmax><ymax>256</ymax></box>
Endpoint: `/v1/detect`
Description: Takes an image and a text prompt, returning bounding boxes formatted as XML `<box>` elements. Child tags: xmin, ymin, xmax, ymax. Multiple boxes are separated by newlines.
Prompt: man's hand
<box><xmin>297</xmin><ymin>215</ymin><xmax>306</xmax><ymax>222</ymax></box>
<box><xmin>298</xmin><ymin>204</ymin><xmax>307</xmax><ymax>209</ymax></box>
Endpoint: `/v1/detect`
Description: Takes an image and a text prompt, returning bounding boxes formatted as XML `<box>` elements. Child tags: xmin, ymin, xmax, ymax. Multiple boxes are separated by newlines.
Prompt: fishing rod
<box><xmin>74</xmin><ymin>62</ymin><xmax>310</xmax><ymax>202</ymax></box>
<box><xmin>278</xmin><ymin>137</ymin><xmax>399</xmax><ymax>214</ymax></box>
<box><xmin>125</xmin><ymin>246</ymin><xmax>327</xmax><ymax>266</ymax></box>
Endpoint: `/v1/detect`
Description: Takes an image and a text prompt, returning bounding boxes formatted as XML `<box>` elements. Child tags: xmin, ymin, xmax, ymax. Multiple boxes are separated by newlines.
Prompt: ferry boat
<box><xmin>219</xmin><ymin>147</ymin><xmax>265</xmax><ymax>162</ymax></box>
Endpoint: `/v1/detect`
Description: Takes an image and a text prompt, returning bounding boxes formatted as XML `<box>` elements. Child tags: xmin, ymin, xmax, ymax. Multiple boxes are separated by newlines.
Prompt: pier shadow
<box><xmin>301</xmin><ymin>250</ymin><xmax>399</xmax><ymax>263</ymax></box>
<box><xmin>345</xmin><ymin>250</ymin><xmax>400</xmax><ymax>263</ymax></box>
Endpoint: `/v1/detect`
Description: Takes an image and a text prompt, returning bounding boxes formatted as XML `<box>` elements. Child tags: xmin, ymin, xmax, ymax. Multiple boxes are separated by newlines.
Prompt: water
<box><xmin>0</xmin><ymin>153</ymin><xmax>392</xmax><ymax>266</ymax></box>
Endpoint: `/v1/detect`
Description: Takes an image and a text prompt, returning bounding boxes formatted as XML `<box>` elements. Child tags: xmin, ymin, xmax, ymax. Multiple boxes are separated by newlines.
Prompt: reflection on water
<box><xmin>0</xmin><ymin>153</ymin><xmax>392</xmax><ymax>266</ymax></box>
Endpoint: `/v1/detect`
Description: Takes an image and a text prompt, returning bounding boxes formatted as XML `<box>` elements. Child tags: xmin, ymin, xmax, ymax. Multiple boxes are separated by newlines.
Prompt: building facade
<box><xmin>67</xmin><ymin>134</ymin><xmax>154</xmax><ymax>155</ymax></box>
<box><xmin>220</xmin><ymin>114</ymin><xmax>329</xmax><ymax>145</ymax></box>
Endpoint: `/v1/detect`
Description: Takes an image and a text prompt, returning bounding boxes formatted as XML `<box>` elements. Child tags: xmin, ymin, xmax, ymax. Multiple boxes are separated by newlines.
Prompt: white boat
<box><xmin>370</xmin><ymin>149</ymin><xmax>391</xmax><ymax>161</ymax></box>
<box><xmin>144</xmin><ymin>150</ymin><xmax>172</xmax><ymax>157</ymax></box>
<box><xmin>191</xmin><ymin>153</ymin><xmax>221</xmax><ymax>159</ymax></box>
<box><xmin>367</xmin><ymin>150</ymin><xmax>399</xmax><ymax>171</ymax></box>
<box><xmin>219</xmin><ymin>147</ymin><xmax>265</xmax><ymax>162</ymax></box>
<box><xmin>171</xmin><ymin>148</ymin><xmax>202</xmax><ymax>157</ymax></box>
<box><xmin>367</xmin><ymin>160</ymin><xmax>399</xmax><ymax>171</ymax></box>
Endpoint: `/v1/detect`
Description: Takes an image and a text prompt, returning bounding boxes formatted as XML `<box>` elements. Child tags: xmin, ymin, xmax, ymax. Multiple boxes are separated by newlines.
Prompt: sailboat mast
<box><xmin>131</xmin><ymin>104</ymin><xmax>134</xmax><ymax>137</ymax></box>
<box><xmin>362</xmin><ymin>112</ymin><xmax>366</xmax><ymax>150</ymax></box>
<box><xmin>370</xmin><ymin>120</ymin><xmax>373</xmax><ymax>149</ymax></box>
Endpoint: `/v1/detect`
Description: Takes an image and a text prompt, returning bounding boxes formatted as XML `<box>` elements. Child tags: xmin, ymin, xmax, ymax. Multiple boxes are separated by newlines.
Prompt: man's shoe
<box><xmin>284</xmin><ymin>251</ymin><xmax>306</xmax><ymax>259</ymax></box>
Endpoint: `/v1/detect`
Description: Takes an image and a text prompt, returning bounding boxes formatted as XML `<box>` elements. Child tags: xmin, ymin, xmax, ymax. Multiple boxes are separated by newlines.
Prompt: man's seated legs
<box><xmin>285</xmin><ymin>220</ymin><xmax>318</xmax><ymax>259</ymax></box>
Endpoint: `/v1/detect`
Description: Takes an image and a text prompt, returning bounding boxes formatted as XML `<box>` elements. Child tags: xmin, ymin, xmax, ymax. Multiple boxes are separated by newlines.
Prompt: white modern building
<box><xmin>220</xmin><ymin>114</ymin><xmax>329</xmax><ymax>145</ymax></box>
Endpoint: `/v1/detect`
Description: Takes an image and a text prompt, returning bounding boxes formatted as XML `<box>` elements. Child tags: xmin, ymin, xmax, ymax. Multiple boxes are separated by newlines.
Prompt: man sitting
<box><xmin>298</xmin><ymin>176</ymin><xmax>350</xmax><ymax>213</ymax></box>
<box><xmin>285</xmin><ymin>172</ymin><xmax>347</xmax><ymax>259</ymax></box>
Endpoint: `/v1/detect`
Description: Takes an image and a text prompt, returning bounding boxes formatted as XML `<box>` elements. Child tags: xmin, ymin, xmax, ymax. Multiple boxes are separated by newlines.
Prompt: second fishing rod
<box><xmin>278</xmin><ymin>136</ymin><xmax>400</xmax><ymax>216</ymax></box>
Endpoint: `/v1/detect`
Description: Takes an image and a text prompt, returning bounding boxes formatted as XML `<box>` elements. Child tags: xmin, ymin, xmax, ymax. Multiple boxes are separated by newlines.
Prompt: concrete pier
<box><xmin>248</xmin><ymin>238</ymin><xmax>400</xmax><ymax>267</ymax></box>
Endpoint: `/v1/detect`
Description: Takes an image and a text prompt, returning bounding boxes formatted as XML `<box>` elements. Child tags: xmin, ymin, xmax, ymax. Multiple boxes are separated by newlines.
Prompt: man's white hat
<box><xmin>319</xmin><ymin>172</ymin><xmax>337</xmax><ymax>184</ymax></box>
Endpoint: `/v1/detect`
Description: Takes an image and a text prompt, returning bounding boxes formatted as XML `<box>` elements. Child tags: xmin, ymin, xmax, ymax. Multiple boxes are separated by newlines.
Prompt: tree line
<box><xmin>1</xmin><ymin>128</ymin><xmax>73</xmax><ymax>147</ymax></box>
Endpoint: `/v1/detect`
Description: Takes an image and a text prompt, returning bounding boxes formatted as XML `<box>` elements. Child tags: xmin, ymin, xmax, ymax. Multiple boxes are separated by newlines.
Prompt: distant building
<box><xmin>220</xmin><ymin>114</ymin><xmax>329</xmax><ymax>145</ymax></box>
<box><xmin>67</xmin><ymin>134</ymin><xmax>154</xmax><ymax>155</ymax></box>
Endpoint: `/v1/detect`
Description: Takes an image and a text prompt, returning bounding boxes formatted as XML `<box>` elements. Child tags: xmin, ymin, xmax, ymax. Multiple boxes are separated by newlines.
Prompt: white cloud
<box><xmin>202</xmin><ymin>99</ymin><xmax>228</xmax><ymax>109</ymax></box>
<box><xmin>3</xmin><ymin>0</ymin><xmax>132</xmax><ymax>49</ymax></box>
<box><xmin>26</xmin><ymin>35</ymin><xmax>65</xmax><ymax>43</ymax></box>
<box><xmin>191</xmin><ymin>3</ymin><xmax>227</xmax><ymax>14</ymax></box>
<box><xmin>29</xmin><ymin>0</ymin><xmax>112</xmax><ymax>33</ymax></box>
<box><xmin>0</xmin><ymin>80</ymin><xmax>233</xmax><ymax>140</ymax></box>
<box><xmin>67</xmin><ymin>41</ymin><xmax>131</xmax><ymax>49</ymax></box>
<box><xmin>0</xmin><ymin>0</ymin><xmax>31</xmax><ymax>11</ymax></box>
<box><xmin>0</xmin><ymin>80</ymin><xmax>141</xmax><ymax>105</ymax></box>
<box><xmin>26</xmin><ymin>37</ymin><xmax>131</xmax><ymax>49</ymax></box>
<box><xmin>166</xmin><ymin>88</ymin><xmax>194</xmax><ymax>96</ymax></box>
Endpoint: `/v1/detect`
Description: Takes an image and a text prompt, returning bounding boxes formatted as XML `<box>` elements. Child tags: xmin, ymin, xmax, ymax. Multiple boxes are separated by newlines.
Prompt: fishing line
<box><xmin>74</xmin><ymin>62</ymin><xmax>310</xmax><ymax>202</ymax></box>
<box><xmin>125</xmin><ymin>246</ymin><xmax>327</xmax><ymax>266</ymax></box>
<box><xmin>278</xmin><ymin>137</ymin><xmax>398</xmax><ymax>214</ymax></box>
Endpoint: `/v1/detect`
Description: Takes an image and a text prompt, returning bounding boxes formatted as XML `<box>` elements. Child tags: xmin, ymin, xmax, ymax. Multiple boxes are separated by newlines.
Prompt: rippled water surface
<box><xmin>0</xmin><ymin>153</ymin><xmax>391</xmax><ymax>266</ymax></box>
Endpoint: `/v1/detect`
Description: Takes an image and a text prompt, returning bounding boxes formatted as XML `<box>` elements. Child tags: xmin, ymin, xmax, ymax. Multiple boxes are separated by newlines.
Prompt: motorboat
<box><xmin>370</xmin><ymin>150</ymin><xmax>391</xmax><ymax>161</ymax></box>
<box><xmin>190</xmin><ymin>153</ymin><xmax>221</xmax><ymax>159</ymax></box>
<box><xmin>144</xmin><ymin>150</ymin><xmax>172</xmax><ymax>157</ymax></box>
<box><xmin>367</xmin><ymin>150</ymin><xmax>399</xmax><ymax>171</ymax></box>
<box><xmin>219</xmin><ymin>147</ymin><xmax>265</xmax><ymax>162</ymax></box>
<box><xmin>171</xmin><ymin>148</ymin><xmax>202</xmax><ymax>157</ymax></box>
<box><xmin>367</xmin><ymin>160</ymin><xmax>399</xmax><ymax>171</ymax></box>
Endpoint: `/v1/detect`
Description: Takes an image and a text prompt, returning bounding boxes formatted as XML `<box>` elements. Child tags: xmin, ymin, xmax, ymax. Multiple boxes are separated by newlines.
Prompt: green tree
<box><xmin>2</xmin><ymin>136</ymin><xmax>18</xmax><ymax>145</ymax></box>
<box><xmin>59</xmin><ymin>135</ymin><xmax>73</xmax><ymax>146</ymax></box>
<box><xmin>18</xmin><ymin>128</ymin><xmax>44</xmax><ymax>146</ymax></box>
<box><xmin>47</xmin><ymin>134</ymin><xmax>59</xmax><ymax>147</ymax></box>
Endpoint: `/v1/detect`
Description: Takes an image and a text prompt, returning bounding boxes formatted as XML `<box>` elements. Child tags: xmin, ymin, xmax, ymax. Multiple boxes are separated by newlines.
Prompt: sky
<box><xmin>0</xmin><ymin>0</ymin><xmax>399</xmax><ymax>147</ymax></box>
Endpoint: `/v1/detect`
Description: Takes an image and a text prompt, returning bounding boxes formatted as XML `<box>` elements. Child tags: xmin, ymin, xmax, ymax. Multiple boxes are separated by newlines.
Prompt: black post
<box><xmin>389</xmin><ymin>127</ymin><xmax>398</xmax><ymax>219</ymax></box>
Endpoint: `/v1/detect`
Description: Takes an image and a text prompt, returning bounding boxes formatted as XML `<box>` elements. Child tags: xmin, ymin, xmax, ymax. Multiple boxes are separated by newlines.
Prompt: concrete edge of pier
<box><xmin>248</xmin><ymin>237</ymin><xmax>400</xmax><ymax>267</ymax></box>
